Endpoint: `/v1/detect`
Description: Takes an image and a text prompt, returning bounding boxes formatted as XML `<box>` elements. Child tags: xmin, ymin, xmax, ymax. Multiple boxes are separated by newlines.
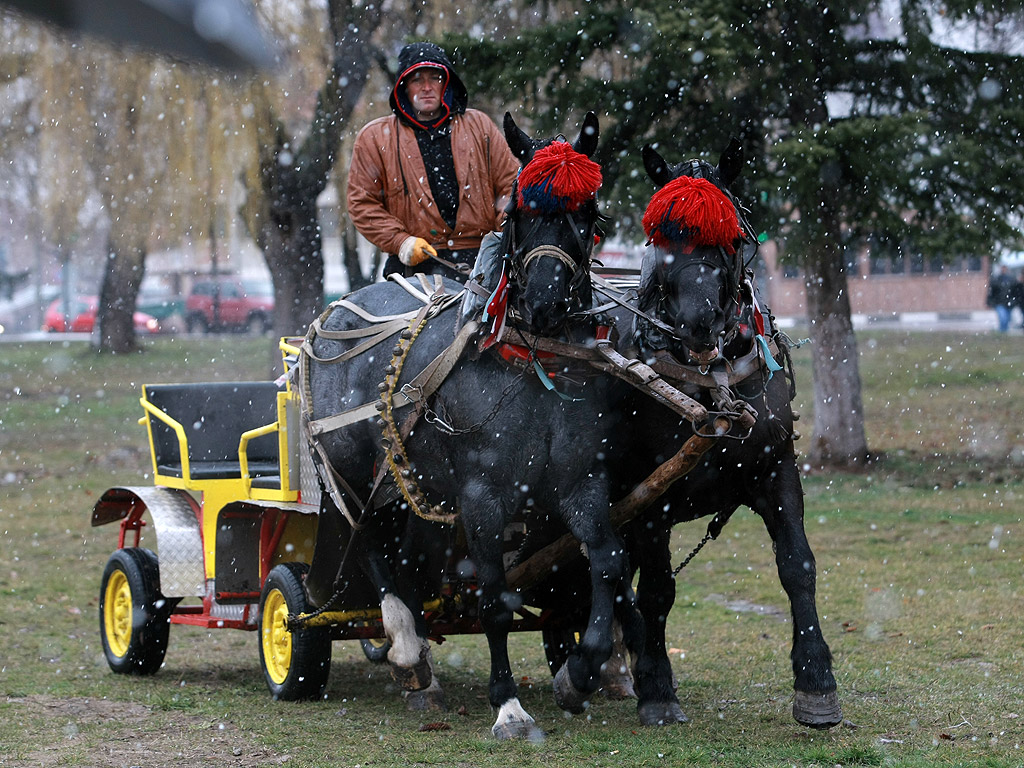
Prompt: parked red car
<box><xmin>42</xmin><ymin>296</ymin><xmax>161</xmax><ymax>334</ymax></box>
<box><xmin>185</xmin><ymin>277</ymin><xmax>274</xmax><ymax>334</ymax></box>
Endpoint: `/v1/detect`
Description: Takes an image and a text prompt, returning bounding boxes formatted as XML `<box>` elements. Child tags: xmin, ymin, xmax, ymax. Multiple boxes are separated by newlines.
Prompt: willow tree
<box><xmin>25</xmin><ymin>32</ymin><xmax>96</xmax><ymax>326</ymax></box>
<box><xmin>86</xmin><ymin>56</ymin><xmax>169</xmax><ymax>351</ymax></box>
<box><xmin>1</xmin><ymin>9</ymin><xmax>250</xmax><ymax>352</ymax></box>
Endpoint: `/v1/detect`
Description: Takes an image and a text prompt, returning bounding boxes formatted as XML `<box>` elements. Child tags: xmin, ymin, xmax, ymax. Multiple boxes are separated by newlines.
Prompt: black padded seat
<box><xmin>145</xmin><ymin>382</ymin><xmax>281</xmax><ymax>481</ymax></box>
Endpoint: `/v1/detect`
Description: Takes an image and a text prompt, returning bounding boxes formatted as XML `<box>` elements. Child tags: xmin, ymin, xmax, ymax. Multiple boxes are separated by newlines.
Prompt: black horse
<box><xmin>303</xmin><ymin>112</ymin><xmax>644</xmax><ymax>739</ymax></box>
<box><xmin>593</xmin><ymin>140</ymin><xmax>842</xmax><ymax>728</ymax></box>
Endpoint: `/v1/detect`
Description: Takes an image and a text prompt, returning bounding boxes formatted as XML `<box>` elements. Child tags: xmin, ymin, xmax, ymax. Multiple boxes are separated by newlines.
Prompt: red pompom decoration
<box><xmin>642</xmin><ymin>176</ymin><xmax>742</xmax><ymax>253</ymax></box>
<box><xmin>516</xmin><ymin>141</ymin><xmax>603</xmax><ymax>215</ymax></box>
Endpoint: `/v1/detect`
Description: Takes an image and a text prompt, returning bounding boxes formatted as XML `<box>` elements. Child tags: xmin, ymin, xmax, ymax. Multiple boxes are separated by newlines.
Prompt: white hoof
<box><xmin>491</xmin><ymin>699</ymin><xmax>545</xmax><ymax>742</ymax></box>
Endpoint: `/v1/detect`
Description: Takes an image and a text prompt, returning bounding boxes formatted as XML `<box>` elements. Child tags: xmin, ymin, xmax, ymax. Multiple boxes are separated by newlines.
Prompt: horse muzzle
<box><xmin>519</xmin><ymin>297</ymin><xmax>572</xmax><ymax>336</ymax></box>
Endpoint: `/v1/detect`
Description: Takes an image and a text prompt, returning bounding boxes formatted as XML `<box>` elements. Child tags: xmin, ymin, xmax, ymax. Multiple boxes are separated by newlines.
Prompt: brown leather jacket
<box><xmin>347</xmin><ymin>109</ymin><xmax>520</xmax><ymax>256</ymax></box>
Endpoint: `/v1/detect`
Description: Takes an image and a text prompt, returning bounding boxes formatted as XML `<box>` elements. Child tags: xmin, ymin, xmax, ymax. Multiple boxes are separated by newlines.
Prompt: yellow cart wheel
<box><xmin>258</xmin><ymin>562</ymin><xmax>332</xmax><ymax>701</ymax></box>
<box><xmin>99</xmin><ymin>548</ymin><xmax>170</xmax><ymax>675</ymax></box>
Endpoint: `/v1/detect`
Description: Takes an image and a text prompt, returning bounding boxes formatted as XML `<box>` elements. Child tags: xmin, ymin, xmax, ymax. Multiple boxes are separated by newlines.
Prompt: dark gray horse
<box><xmin>540</xmin><ymin>140</ymin><xmax>842</xmax><ymax>728</ymax></box>
<box><xmin>304</xmin><ymin>113</ymin><xmax>644</xmax><ymax>739</ymax></box>
<box><xmin>614</xmin><ymin>141</ymin><xmax>842</xmax><ymax>728</ymax></box>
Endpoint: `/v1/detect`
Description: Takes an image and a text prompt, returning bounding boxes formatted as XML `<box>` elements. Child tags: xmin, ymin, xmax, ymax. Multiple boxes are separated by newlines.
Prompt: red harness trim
<box><xmin>497</xmin><ymin>343</ymin><xmax>556</xmax><ymax>367</ymax></box>
<box><xmin>495</xmin><ymin>325</ymin><xmax>613</xmax><ymax>374</ymax></box>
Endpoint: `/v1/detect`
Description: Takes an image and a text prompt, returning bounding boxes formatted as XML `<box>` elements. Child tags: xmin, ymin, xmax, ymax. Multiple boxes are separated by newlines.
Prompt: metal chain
<box><xmin>671</xmin><ymin>530</ymin><xmax>714</xmax><ymax>577</ymax></box>
<box><xmin>421</xmin><ymin>369</ymin><xmax>527</xmax><ymax>435</ymax></box>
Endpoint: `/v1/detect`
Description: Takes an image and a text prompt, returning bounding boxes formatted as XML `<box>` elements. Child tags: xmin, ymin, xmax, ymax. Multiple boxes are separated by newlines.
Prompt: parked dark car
<box><xmin>42</xmin><ymin>296</ymin><xmax>160</xmax><ymax>334</ymax></box>
<box><xmin>185</xmin><ymin>278</ymin><xmax>274</xmax><ymax>334</ymax></box>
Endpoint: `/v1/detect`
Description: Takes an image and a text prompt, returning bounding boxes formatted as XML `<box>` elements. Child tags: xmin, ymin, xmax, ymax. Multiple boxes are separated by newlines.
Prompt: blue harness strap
<box><xmin>533</xmin><ymin>359</ymin><xmax>582</xmax><ymax>401</ymax></box>
<box><xmin>756</xmin><ymin>334</ymin><xmax>784</xmax><ymax>379</ymax></box>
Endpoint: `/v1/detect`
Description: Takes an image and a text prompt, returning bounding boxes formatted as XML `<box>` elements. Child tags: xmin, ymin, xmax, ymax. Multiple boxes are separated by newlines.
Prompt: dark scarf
<box><xmin>415</xmin><ymin>122</ymin><xmax>459</xmax><ymax>231</ymax></box>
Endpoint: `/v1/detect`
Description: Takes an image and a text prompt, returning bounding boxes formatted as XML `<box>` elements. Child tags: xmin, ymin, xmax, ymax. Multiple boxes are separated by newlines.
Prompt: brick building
<box><xmin>757</xmin><ymin>240</ymin><xmax>993</xmax><ymax>322</ymax></box>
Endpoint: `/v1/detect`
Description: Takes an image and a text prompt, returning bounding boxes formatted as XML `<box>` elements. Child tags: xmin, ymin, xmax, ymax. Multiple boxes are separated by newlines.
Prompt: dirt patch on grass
<box><xmin>705</xmin><ymin>593</ymin><xmax>789</xmax><ymax>622</ymax></box>
<box><xmin>4</xmin><ymin>695</ymin><xmax>289</xmax><ymax>767</ymax></box>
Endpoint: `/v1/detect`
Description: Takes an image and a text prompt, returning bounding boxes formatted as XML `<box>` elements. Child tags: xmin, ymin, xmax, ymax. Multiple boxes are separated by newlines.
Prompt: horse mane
<box><xmin>458</xmin><ymin>231</ymin><xmax>505</xmax><ymax>330</ymax></box>
<box><xmin>631</xmin><ymin>249</ymin><xmax>670</xmax><ymax>352</ymax></box>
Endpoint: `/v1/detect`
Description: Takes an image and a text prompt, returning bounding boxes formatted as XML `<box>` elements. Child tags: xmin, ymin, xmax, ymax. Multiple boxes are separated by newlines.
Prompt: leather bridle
<box><xmin>500</xmin><ymin>176</ymin><xmax>599</xmax><ymax>322</ymax></box>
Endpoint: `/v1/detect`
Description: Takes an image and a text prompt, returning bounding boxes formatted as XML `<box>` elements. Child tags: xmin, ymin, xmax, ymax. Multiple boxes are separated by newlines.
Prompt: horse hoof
<box><xmin>492</xmin><ymin>719</ymin><xmax>545</xmax><ymax>742</ymax></box>
<box><xmin>492</xmin><ymin>699</ymin><xmax>544</xmax><ymax>741</ymax></box>
<box><xmin>600</xmin><ymin>679</ymin><xmax>636</xmax><ymax>700</ymax></box>
<box><xmin>599</xmin><ymin>665</ymin><xmax>636</xmax><ymax>700</ymax></box>
<box><xmin>389</xmin><ymin>654</ymin><xmax>432</xmax><ymax>692</ymax></box>
<box><xmin>793</xmin><ymin>690</ymin><xmax>842</xmax><ymax>729</ymax></box>
<box><xmin>404</xmin><ymin>682</ymin><xmax>447</xmax><ymax>712</ymax></box>
<box><xmin>553</xmin><ymin>663</ymin><xmax>590</xmax><ymax>714</ymax></box>
<box><xmin>638</xmin><ymin>701</ymin><xmax>689</xmax><ymax>726</ymax></box>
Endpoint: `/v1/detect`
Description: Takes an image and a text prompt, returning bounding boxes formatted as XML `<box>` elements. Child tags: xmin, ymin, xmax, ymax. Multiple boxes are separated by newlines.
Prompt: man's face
<box><xmin>405</xmin><ymin>67</ymin><xmax>445</xmax><ymax>120</ymax></box>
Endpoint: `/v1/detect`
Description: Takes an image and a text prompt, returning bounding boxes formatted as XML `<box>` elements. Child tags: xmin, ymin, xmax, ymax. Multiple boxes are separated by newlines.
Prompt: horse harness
<box><xmin>298</xmin><ymin>273</ymin><xmax>738</xmax><ymax>534</ymax></box>
<box><xmin>590</xmin><ymin>264</ymin><xmax>799</xmax><ymax>574</ymax></box>
<box><xmin>298</xmin><ymin>243</ymin><xmax>782</xmax><ymax>584</ymax></box>
<box><xmin>299</xmin><ymin>273</ymin><xmax>473</xmax><ymax>528</ymax></box>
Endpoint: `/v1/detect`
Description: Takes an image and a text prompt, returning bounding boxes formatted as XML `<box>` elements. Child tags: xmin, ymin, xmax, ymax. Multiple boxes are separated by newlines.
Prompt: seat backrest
<box><xmin>145</xmin><ymin>382</ymin><xmax>280</xmax><ymax>468</ymax></box>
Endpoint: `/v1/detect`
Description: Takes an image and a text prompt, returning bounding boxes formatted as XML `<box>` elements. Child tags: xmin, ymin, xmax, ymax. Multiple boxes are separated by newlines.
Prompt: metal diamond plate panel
<box><xmin>298</xmin><ymin>436</ymin><xmax>322</xmax><ymax>509</ymax></box>
<box><xmin>99</xmin><ymin>486</ymin><xmax>205</xmax><ymax>597</ymax></box>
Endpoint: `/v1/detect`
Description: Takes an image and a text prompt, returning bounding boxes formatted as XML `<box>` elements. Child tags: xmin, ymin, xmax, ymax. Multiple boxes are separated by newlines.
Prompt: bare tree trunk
<box><xmin>262</xmin><ymin>190</ymin><xmax>325</xmax><ymax>338</ymax></box>
<box><xmin>802</xmin><ymin>204</ymin><xmax>869</xmax><ymax>468</ymax></box>
<box><xmin>96</xmin><ymin>235</ymin><xmax>146</xmax><ymax>353</ymax></box>
<box><xmin>248</xmin><ymin>0</ymin><xmax>382</xmax><ymax>337</ymax></box>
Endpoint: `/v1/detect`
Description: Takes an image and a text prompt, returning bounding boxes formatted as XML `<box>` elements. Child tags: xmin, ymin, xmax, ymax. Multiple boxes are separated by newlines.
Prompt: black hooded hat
<box><xmin>390</xmin><ymin>42</ymin><xmax>468</xmax><ymax>129</ymax></box>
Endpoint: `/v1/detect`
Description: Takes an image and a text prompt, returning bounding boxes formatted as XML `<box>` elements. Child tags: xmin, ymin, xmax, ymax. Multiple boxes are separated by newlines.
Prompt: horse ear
<box><xmin>572</xmin><ymin>111</ymin><xmax>600</xmax><ymax>157</ymax></box>
<box><xmin>504</xmin><ymin>112</ymin><xmax>535</xmax><ymax>164</ymax></box>
<box><xmin>717</xmin><ymin>137</ymin><xmax>744</xmax><ymax>187</ymax></box>
<box><xmin>642</xmin><ymin>144</ymin><xmax>674</xmax><ymax>187</ymax></box>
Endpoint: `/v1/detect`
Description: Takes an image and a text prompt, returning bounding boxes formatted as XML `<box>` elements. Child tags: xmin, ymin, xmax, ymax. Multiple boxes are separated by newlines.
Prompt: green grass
<box><xmin>2</xmin><ymin>331</ymin><xmax>1024</xmax><ymax>767</ymax></box>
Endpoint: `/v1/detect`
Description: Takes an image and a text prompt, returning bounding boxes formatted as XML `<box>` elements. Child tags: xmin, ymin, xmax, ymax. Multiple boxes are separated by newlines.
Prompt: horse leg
<box><xmin>463</xmin><ymin>496</ymin><xmax>544</xmax><ymax>741</ymax></box>
<box><xmin>392</xmin><ymin>517</ymin><xmax>448</xmax><ymax>711</ymax></box>
<box><xmin>358</xmin><ymin>533</ymin><xmax>435</xmax><ymax>701</ymax></box>
<box><xmin>380</xmin><ymin>593</ymin><xmax>434</xmax><ymax>688</ymax></box>
<box><xmin>630</xmin><ymin>521</ymin><xmax>688</xmax><ymax>726</ymax></box>
<box><xmin>598</xmin><ymin>619</ymin><xmax>636</xmax><ymax>700</ymax></box>
<box><xmin>552</xmin><ymin>505</ymin><xmax>635</xmax><ymax>713</ymax></box>
<box><xmin>757</xmin><ymin>454</ymin><xmax>842</xmax><ymax>728</ymax></box>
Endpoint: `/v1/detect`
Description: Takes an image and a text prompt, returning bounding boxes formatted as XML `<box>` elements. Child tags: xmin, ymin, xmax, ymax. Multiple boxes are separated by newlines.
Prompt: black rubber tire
<box><xmin>185</xmin><ymin>312</ymin><xmax>208</xmax><ymax>334</ymax></box>
<box><xmin>542</xmin><ymin>627</ymin><xmax>579</xmax><ymax>676</ymax></box>
<box><xmin>99</xmin><ymin>548</ymin><xmax>171</xmax><ymax>676</ymax></box>
<box><xmin>359</xmin><ymin>636</ymin><xmax>391</xmax><ymax>664</ymax></box>
<box><xmin>258</xmin><ymin>562</ymin><xmax>332</xmax><ymax>701</ymax></box>
<box><xmin>246</xmin><ymin>313</ymin><xmax>270</xmax><ymax>336</ymax></box>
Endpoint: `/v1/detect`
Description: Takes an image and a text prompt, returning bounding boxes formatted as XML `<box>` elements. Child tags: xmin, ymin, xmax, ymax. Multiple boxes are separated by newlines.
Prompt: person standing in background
<box><xmin>987</xmin><ymin>264</ymin><xmax>1016</xmax><ymax>333</ymax></box>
